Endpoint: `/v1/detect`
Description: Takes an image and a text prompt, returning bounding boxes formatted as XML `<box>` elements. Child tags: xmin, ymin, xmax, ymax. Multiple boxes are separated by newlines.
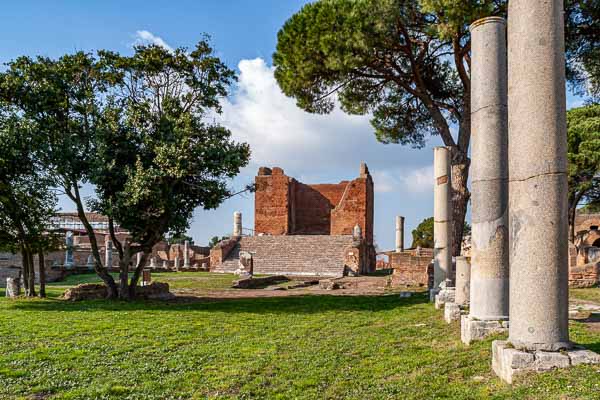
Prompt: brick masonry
<box><xmin>254</xmin><ymin>164</ymin><xmax>374</xmax><ymax>245</ymax></box>
<box><xmin>388</xmin><ymin>248</ymin><xmax>434</xmax><ymax>288</ymax></box>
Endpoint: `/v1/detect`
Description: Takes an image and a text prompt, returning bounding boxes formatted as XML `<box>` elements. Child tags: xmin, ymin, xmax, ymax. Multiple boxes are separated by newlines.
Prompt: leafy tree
<box><xmin>567</xmin><ymin>104</ymin><xmax>600</xmax><ymax>243</ymax></box>
<box><xmin>89</xmin><ymin>42</ymin><xmax>250</xmax><ymax>299</ymax></box>
<box><xmin>410</xmin><ymin>217</ymin><xmax>471</xmax><ymax>249</ymax></box>
<box><xmin>0</xmin><ymin>111</ymin><xmax>57</xmax><ymax>297</ymax></box>
<box><xmin>168</xmin><ymin>234</ymin><xmax>194</xmax><ymax>246</ymax></box>
<box><xmin>273</xmin><ymin>0</ymin><xmax>599</xmax><ymax>256</ymax></box>
<box><xmin>0</xmin><ymin>52</ymin><xmax>120</xmax><ymax>297</ymax></box>
<box><xmin>565</xmin><ymin>0</ymin><xmax>600</xmax><ymax>100</ymax></box>
<box><xmin>411</xmin><ymin>217</ymin><xmax>434</xmax><ymax>249</ymax></box>
<box><xmin>208</xmin><ymin>236</ymin><xmax>229</xmax><ymax>248</ymax></box>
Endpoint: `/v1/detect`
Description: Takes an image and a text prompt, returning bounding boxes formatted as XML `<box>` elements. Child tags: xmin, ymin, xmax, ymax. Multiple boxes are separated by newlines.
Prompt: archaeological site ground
<box><xmin>3</xmin><ymin>273</ymin><xmax>600</xmax><ymax>399</ymax></box>
<box><xmin>2</xmin><ymin>0</ymin><xmax>600</xmax><ymax>399</ymax></box>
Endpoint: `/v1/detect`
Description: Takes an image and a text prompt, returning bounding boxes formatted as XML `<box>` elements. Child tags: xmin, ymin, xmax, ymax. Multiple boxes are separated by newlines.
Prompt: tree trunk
<box><xmin>128</xmin><ymin>251</ymin><xmax>150</xmax><ymax>299</ymax></box>
<box><xmin>450</xmin><ymin>148</ymin><xmax>471</xmax><ymax>257</ymax></box>
<box><xmin>38</xmin><ymin>252</ymin><xmax>46</xmax><ymax>298</ymax></box>
<box><xmin>118</xmin><ymin>250</ymin><xmax>132</xmax><ymax>301</ymax></box>
<box><xmin>69</xmin><ymin>182</ymin><xmax>118</xmax><ymax>298</ymax></box>
<box><xmin>21</xmin><ymin>246</ymin><xmax>30</xmax><ymax>295</ymax></box>
<box><xmin>26</xmin><ymin>247</ymin><xmax>36</xmax><ymax>297</ymax></box>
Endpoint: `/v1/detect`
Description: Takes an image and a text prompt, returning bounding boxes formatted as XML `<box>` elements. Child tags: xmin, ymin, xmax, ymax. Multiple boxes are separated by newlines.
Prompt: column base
<box><xmin>492</xmin><ymin>340</ymin><xmax>600</xmax><ymax>384</ymax></box>
<box><xmin>461</xmin><ymin>315</ymin><xmax>509</xmax><ymax>345</ymax></box>
<box><xmin>444</xmin><ymin>302</ymin><xmax>462</xmax><ymax>323</ymax></box>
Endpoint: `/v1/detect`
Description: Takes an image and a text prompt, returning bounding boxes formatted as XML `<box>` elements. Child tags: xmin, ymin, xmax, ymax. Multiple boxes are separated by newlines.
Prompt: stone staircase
<box><xmin>211</xmin><ymin>235</ymin><xmax>355</xmax><ymax>277</ymax></box>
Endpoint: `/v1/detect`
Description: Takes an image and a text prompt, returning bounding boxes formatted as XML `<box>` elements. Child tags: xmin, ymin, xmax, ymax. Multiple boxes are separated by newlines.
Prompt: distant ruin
<box><xmin>211</xmin><ymin>163</ymin><xmax>376</xmax><ymax>277</ymax></box>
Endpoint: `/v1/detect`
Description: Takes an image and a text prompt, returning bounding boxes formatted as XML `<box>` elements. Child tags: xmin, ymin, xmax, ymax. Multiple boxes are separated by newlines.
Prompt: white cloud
<box><xmin>372</xmin><ymin>165</ymin><xmax>433</xmax><ymax>194</ymax></box>
<box><xmin>400</xmin><ymin>165</ymin><xmax>434</xmax><ymax>194</ymax></box>
<box><xmin>133</xmin><ymin>30</ymin><xmax>173</xmax><ymax>52</ymax></box>
<box><xmin>217</xmin><ymin>58</ymin><xmax>433</xmax><ymax>181</ymax></box>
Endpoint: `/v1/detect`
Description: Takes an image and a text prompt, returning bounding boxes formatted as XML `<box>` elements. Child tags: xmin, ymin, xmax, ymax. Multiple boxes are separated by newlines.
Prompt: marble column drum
<box><xmin>507</xmin><ymin>0</ymin><xmax>570</xmax><ymax>352</ymax></box>
<box><xmin>433</xmin><ymin>147</ymin><xmax>452</xmax><ymax>289</ymax></box>
<box><xmin>395</xmin><ymin>216</ymin><xmax>405</xmax><ymax>253</ymax></box>
<box><xmin>233</xmin><ymin>211</ymin><xmax>243</xmax><ymax>237</ymax></box>
<box><xmin>469</xmin><ymin>17</ymin><xmax>509</xmax><ymax>322</ymax></box>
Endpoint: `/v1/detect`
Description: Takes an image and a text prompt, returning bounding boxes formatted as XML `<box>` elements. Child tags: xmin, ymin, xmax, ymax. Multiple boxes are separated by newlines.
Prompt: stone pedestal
<box><xmin>444</xmin><ymin>303</ymin><xmax>461</xmax><ymax>323</ymax></box>
<box><xmin>461</xmin><ymin>315</ymin><xmax>509</xmax><ymax>345</ymax></box>
<box><xmin>492</xmin><ymin>341</ymin><xmax>600</xmax><ymax>384</ymax></box>
<box><xmin>6</xmin><ymin>277</ymin><xmax>20</xmax><ymax>298</ymax></box>
<box><xmin>433</xmin><ymin>147</ymin><xmax>452</xmax><ymax>288</ymax></box>
<box><xmin>455</xmin><ymin>256</ymin><xmax>470</xmax><ymax>306</ymax></box>
<box><xmin>434</xmin><ymin>284</ymin><xmax>455</xmax><ymax>310</ymax></box>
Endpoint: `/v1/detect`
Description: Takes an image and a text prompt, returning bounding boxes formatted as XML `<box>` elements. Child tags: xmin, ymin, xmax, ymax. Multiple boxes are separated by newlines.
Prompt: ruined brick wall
<box><xmin>255</xmin><ymin>167</ymin><xmax>292</xmax><ymax>235</ymax></box>
<box><xmin>254</xmin><ymin>164</ymin><xmax>374</xmax><ymax>246</ymax></box>
<box><xmin>569</xmin><ymin>262</ymin><xmax>600</xmax><ymax>288</ymax></box>
<box><xmin>330</xmin><ymin>165</ymin><xmax>374</xmax><ymax>244</ymax></box>
<box><xmin>388</xmin><ymin>248</ymin><xmax>434</xmax><ymax>288</ymax></box>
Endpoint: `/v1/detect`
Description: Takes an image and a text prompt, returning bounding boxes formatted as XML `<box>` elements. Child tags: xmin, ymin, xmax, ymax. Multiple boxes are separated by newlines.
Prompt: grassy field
<box><xmin>2</xmin><ymin>274</ymin><xmax>600</xmax><ymax>399</ymax></box>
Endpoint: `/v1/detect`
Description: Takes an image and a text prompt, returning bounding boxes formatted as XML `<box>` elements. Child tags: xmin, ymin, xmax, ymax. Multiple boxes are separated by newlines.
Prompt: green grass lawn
<box><xmin>2</xmin><ymin>274</ymin><xmax>600</xmax><ymax>399</ymax></box>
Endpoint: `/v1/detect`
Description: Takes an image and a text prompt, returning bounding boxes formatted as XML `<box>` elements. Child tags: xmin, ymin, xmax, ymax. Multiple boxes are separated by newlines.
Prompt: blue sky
<box><xmin>1</xmin><ymin>1</ymin><xmax>585</xmax><ymax>250</ymax></box>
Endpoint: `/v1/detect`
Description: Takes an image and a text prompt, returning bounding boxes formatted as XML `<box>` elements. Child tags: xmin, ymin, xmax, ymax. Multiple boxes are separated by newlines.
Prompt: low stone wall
<box><xmin>569</xmin><ymin>262</ymin><xmax>600</xmax><ymax>288</ymax></box>
<box><xmin>389</xmin><ymin>251</ymin><xmax>434</xmax><ymax>288</ymax></box>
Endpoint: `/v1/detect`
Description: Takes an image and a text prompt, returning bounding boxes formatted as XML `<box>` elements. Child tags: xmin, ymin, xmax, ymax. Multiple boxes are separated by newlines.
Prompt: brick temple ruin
<box><xmin>210</xmin><ymin>163</ymin><xmax>376</xmax><ymax>277</ymax></box>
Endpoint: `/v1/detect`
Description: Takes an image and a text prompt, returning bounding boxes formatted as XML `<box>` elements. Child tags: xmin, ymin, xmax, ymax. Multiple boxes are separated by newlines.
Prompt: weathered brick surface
<box><xmin>389</xmin><ymin>249</ymin><xmax>434</xmax><ymax>288</ymax></box>
<box><xmin>569</xmin><ymin>262</ymin><xmax>600</xmax><ymax>288</ymax></box>
<box><xmin>255</xmin><ymin>168</ymin><xmax>291</xmax><ymax>236</ymax></box>
<box><xmin>211</xmin><ymin>235</ymin><xmax>356</xmax><ymax>277</ymax></box>
<box><xmin>254</xmin><ymin>165</ymin><xmax>374</xmax><ymax>245</ymax></box>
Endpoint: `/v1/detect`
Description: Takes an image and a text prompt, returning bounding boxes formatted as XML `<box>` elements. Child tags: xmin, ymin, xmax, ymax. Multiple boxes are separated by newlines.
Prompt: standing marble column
<box><xmin>183</xmin><ymin>240</ymin><xmax>190</xmax><ymax>268</ymax></box>
<box><xmin>433</xmin><ymin>147</ymin><xmax>452</xmax><ymax>289</ymax></box>
<box><xmin>105</xmin><ymin>240</ymin><xmax>113</xmax><ymax>269</ymax></box>
<box><xmin>470</xmin><ymin>17</ymin><xmax>509</xmax><ymax>321</ymax></box>
<box><xmin>490</xmin><ymin>0</ymin><xmax>596</xmax><ymax>384</ymax></box>
<box><xmin>64</xmin><ymin>231</ymin><xmax>74</xmax><ymax>268</ymax></box>
<box><xmin>395</xmin><ymin>216</ymin><xmax>405</xmax><ymax>253</ymax></box>
<box><xmin>507</xmin><ymin>0</ymin><xmax>570</xmax><ymax>352</ymax></box>
<box><xmin>462</xmin><ymin>16</ymin><xmax>510</xmax><ymax>345</ymax></box>
<box><xmin>233</xmin><ymin>211</ymin><xmax>242</xmax><ymax>237</ymax></box>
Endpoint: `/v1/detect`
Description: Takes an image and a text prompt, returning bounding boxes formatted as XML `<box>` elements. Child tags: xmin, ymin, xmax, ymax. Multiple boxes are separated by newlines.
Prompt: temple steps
<box><xmin>211</xmin><ymin>235</ymin><xmax>354</xmax><ymax>277</ymax></box>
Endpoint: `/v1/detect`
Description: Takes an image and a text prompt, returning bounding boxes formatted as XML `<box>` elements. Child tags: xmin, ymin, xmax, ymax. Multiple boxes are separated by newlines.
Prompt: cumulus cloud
<box><xmin>372</xmin><ymin>165</ymin><xmax>434</xmax><ymax>194</ymax></box>
<box><xmin>133</xmin><ymin>30</ymin><xmax>173</xmax><ymax>52</ymax></box>
<box><xmin>217</xmin><ymin>58</ymin><xmax>435</xmax><ymax>182</ymax></box>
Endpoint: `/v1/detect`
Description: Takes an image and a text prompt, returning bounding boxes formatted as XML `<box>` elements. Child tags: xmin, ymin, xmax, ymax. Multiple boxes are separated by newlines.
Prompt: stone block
<box><xmin>444</xmin><ymin>302</ymin><xmax>461</xmax><ymax>323</ymax></box>
<box><xmin>6</xmin><ymin>277</ymin><xmax>20</xmax><ymax>298</ymax></box>
<box><xmin>461</xmin><ymin>315</ymin><xmax>508</xmax><ymax>345</ymax></box>
<box><xmin>534</xmin><ymin>351</ymin><xmax>571</xmax><ymax>371</ymax></box>
<box><xmin>492</xmin><ymin>340</ymin><xmax>600</xmax><ymax>384</ymax></box>
<box><xmin>569</xmin><ymin>349</ymin><xmax>600</xmax><ymax>366</ymax></box>
<box><xmin>434</xmin><ymin>287</ymin><xmax>456</xmax><ymax>309</ymax></box>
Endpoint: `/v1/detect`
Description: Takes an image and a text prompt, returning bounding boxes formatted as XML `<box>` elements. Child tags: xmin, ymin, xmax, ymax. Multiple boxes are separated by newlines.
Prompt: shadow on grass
<box><xmin>6</xmin><ymin>292</ymin><xmax>429</xmax><ymax>315</ymax></box>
